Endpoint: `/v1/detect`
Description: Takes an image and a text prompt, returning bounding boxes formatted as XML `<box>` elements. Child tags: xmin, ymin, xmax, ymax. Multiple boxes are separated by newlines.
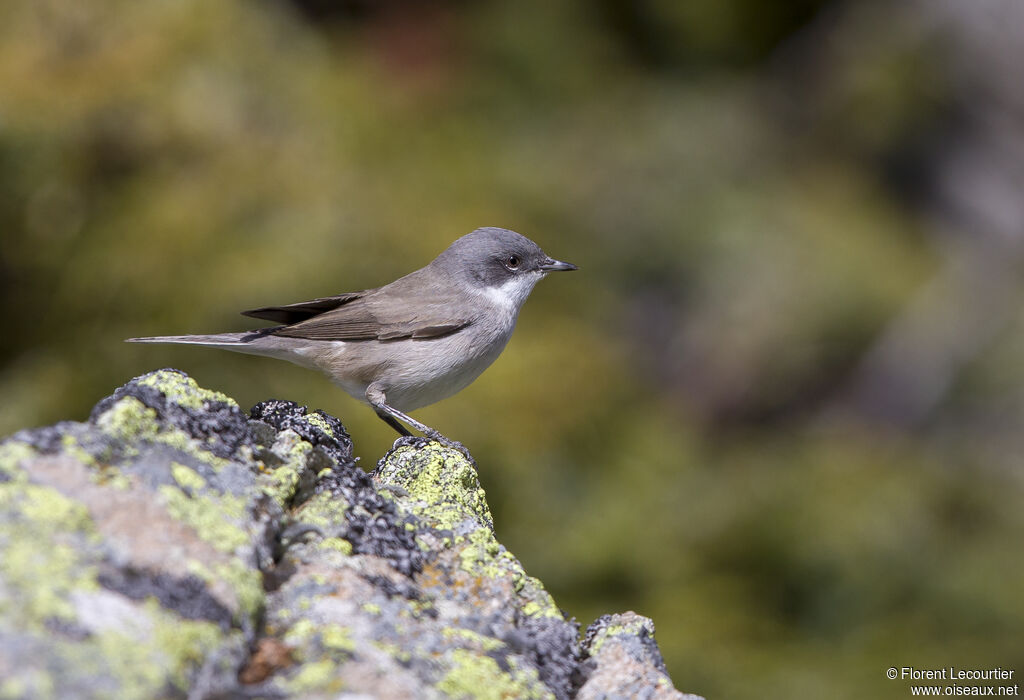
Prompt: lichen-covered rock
<box><xmin>578</xmin><ymin>613</ymin><xmax>704</xmax><ymax>700</ymax></box>
<box><xmin>0</xmin><ymin>369</ymin><xmax>701</xmax><ymax>700</ymax></box>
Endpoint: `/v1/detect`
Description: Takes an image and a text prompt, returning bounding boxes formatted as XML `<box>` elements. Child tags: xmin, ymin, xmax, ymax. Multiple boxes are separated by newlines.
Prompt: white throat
<box><xmin>476</xmin><ymin>273</ymin><xmax>543</xmax><ymax>314</ymax></box>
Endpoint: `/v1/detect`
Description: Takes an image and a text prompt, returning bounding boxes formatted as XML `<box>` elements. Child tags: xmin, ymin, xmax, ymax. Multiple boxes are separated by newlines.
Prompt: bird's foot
<box><xmin>394</xmin><ymin>431</ymin><xmax>474</xmax><ymax>462</ymax></box>
<box><xmin>393</xmin><ymin>435</ymin><xmax>432</xmax><ymax>450</ymax></box>
<box><xmin>424</xmin><ymin>429</ymin><xmax>473</xmax><ymax>458</ymax></box>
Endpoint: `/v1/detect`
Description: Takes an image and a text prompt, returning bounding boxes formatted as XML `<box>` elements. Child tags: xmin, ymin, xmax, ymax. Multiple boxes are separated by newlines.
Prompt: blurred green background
<box><xmin>2</xmin><ymin>1</ymin><xmax>1023</xmax><ymax>697</ymax></box>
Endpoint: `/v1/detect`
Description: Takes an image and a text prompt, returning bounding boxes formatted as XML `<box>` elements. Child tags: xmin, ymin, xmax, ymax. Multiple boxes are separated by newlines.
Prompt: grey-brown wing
<box><xmin>268</xmin><ymin>294</ymin><xmax>471</xmax><ymax>341</ymax></box>
<box><xmin>241</xmin><ymin>292</ymin><xmax>366</xmax><ymax>325</ymax></box>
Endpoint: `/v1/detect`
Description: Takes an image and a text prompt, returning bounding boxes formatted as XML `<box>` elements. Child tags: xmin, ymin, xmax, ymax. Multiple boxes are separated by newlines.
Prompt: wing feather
<box><xmin>248</xmin><ymin>267</ymin><xmax>471</xmax><ymax>341</ymax></box>
<box><xmin>242</xmin><ymin>293</ymin><xmax>365</xmax><ymax>324</ymax></box>
<box><xmin>256</xmin><ymin>291</ymin><xmax>471</xmax><ymax>341</ymax></box>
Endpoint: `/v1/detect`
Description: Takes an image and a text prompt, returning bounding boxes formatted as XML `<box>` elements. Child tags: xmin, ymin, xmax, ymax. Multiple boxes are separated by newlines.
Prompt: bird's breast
<box><xmin>310</xmin><ymin>295</ymin><xmax>520</xmax><ymax>412</ymax></box>
<box><xmin>381</xmin><ymin>319</ymin><xmax>515</xmax><ymax>411</ymax></box>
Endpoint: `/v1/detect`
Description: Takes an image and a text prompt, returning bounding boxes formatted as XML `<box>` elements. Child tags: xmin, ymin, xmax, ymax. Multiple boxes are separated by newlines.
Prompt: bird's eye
<box><xmin>506</xmin><ymin>254</ymin><xmax>521</xmax><ymax>270</ymax></box>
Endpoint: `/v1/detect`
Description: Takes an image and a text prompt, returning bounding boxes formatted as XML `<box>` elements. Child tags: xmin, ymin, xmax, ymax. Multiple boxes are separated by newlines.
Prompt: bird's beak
<box><xmin>539</xmin><ymin>257</ymin><xmax>578</xmax><ymax>272</ymax></box>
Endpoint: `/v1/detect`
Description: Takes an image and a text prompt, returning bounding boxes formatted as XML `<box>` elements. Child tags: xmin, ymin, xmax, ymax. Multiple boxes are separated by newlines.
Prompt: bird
<box><xmin>127</xmin><ymin>227</ymin><xmax>577</xmax><ymax>443</ymax></box>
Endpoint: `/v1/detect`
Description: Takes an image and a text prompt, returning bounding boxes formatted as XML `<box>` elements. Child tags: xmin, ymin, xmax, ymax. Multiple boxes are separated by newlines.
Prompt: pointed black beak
<box><xmin>539</xmin><ymin>257</ymin><xmax>578</xmax><ymax>272</ymax></box>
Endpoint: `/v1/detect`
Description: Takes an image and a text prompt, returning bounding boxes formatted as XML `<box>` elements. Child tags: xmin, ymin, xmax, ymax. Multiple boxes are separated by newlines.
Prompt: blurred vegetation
<box><xmin>2</xmin><ymin>1</ymin><xmax>1023</xmax><ymax>697</ymax></box>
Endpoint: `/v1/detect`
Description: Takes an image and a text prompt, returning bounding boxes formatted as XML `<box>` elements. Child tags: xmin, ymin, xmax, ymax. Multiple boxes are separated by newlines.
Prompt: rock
<box><xmin>0</xmin><ymin>369</ymin><xmax>701</xmax><ymax>700</ymax></box>
<box><xmin>578</xmin><ymin>613</ymin><xmax>704</xmax><ymax>700</ymax></box>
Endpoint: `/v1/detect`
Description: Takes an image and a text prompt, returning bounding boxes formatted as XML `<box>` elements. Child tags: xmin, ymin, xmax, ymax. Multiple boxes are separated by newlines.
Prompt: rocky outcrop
<box><xmin>0</xmin><ymin>369</ymin><xmax>701</xmax><ymax>699</ymax></box>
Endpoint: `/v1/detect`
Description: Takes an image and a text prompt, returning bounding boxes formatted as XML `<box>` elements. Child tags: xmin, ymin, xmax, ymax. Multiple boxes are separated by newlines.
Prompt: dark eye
<box><xmin>505</xmin><ymin>254</ymin><xmax>521</xmax><ymax>270</ymax></box>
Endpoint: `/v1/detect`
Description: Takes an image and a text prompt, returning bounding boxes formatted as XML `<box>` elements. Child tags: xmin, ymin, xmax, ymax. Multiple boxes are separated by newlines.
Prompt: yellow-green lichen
<box><xmin>372</xmin><ymin>640</ymin><xmax>411</xmax><ymax>663</ymax></box>
<box><xmin>170</xmin><ymin>463</ymin><xmax>207</xmax><ymax>492</ymax></box>
<box><xmin>286</xmin><ymin>658</ymin><xmax>343</xmax><ymax>694</ymax></box>
<box><xmin>0</xmin><ymin>484</ymin><xmax>99</xmax><ymax>624</ymax></box>
<box><xmin>320</xmin><ymin>624</ymin><xmax>355</xmax><ymax>652</ymax></box>
<box><xmin>517</xmin><ymin>578</ymin><xmax>561</xmax><ymax>619</ymax></box>
<box><xmin>0</xmin><ymin>538</ymin><xmax>96</xmax><ymax>623</ymax></box>
<box><xmin>59</xmin><ymin>434</ymin><xmax>98</xmax><ymax>469</ymax></box>
<box><xmin>95</xmin><ymin>396</ymin><xmax>232</xmax><ymax>471</ymax></box>
<box><xmin>361</xmin><ymin>602</ymin><xmax>381</xmax><ymax>615</ymax></box>
<box><xmin>281</xmin><ymin>620</ymin><xmax>355</xmax><ymax>657</ymax></box>
<box><xmin>318</xmin><ymin>537</ymin><xmax>353</xmax><ymax>556</ymax></box>
<box><xmin>256</xmin><ymin>430</ymin><xmax>317</xmax><ymax>507</ymax></box>
<box><xmin>436</xmin><ymin>648</ymin><xmax>552</xmax><ymax>700</ymax></box>
<box><xmin>211</xmin><ymin>559</ymin><xmax>264</xmax><ymax>619</ymax></box>
<box><xmin>304</xmin><ymin>412</ymin><xmax>335</xmax><ymax>437</ymax></box>
<box><xmin>85</xmin><ymin>596</ymin><xmax>231</xmax><ymax>697</ymax></box>
<box><xmin>442</xmin><ymin>627</ymin><xmax>504</xmax><ymax>652</ymax></box>
<box><xmin>261</xmin><ymin>463</ymin><xmax>302</xmax><ymax>507</ymax></box>
<box><xmin>457</xmin><ymin>527</ymin><xmax>518</xmax><ymax>581</ymax></box>
<box><xmin>283</xmin><ymin>618</ymin><xmax>318</xmax><ymax>648</ymax></box>
<box><xmin>151</xmin><ymin>428</ymin><xmax>233</xmax><ymax>470</ymax></box>
<box><xmin>96</xmin><ymin>397</ymin><xmax>159</xmax><ymax>444</ymax></box>
<box><xmin>292</xmin><ymin>491</ymin><xmax>347</xmax><ymax>528</ymax></box>
<box><xmin>158</xmin><ymin>484</ymin><xmax>250</xmax><ymax>554</ymax></box>
<box><xmin>136</xmin><ymin>371</ymin><xmax>236</xmax><ymax>412</ymax></box>
<box><xmin>403</xmin><ymin>599</ymin><xmax>437</xmax><ymax>620</ymax></box>
<box><xmin>0</xmin><ymin>440</ymin><xmax>35</xmax><ymax>481</ymax></box>
<box><xmin>272</xmin><ymin>431</ymin><xmax>314</xmax><ymax>462</ymax></box>
<box><xmin>179</xmin><ymin>557</ymin><xmax>262</xmax><ymax>623</ymax></box>
<box><xmin>586</xmin><ymin>618</ymin><xmax>655</xmax><ymax>655</ymax></box>
<box><xmin>519</xmin><ymin>599</ymin><xmax>558</xmax><ymax>619</ymax></box>
<box><xmin>0</xmin><ymin>668</ymin><xmax>55</xmax><ymax>699</ymax></box>
<box><xmin>16</xmin><ymin>484</ymin><xmax>92</xmax><ymax>529</ymax></box>
<box><xmin>90</xmin><ymin>466</ymin><xmax>133</xmax><ymax>491</ymax></box>
<box><xmin>451</xmin><ymin>528</ymin><xmax>561</xmax><ymax>619</ymax></box>
<box><xmin>381</xmin><ymin>445</ymin><xmax>494</xmax><ymax>532</ymax></box>
<box><xmin>459</xmin><ymin>528</ymin><xmax>500</xmax><ymax>564</ymax></box>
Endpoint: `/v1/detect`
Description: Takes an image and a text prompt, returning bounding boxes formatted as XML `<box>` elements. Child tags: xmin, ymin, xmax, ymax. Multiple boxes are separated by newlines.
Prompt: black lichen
<box><xmin>507</xmin><ymin>614</ymin><xmax>583</xmax><ymax>700</ymax></box>
<box><xmin>249</xmin><ymin>400</ymin><xmax>354</xmax><ymax>469</ymax></box>
<box><xmin>318</xmin><ymin>464</ymin><xmax>425</xmax><ymax>576</ymax></box>
<box><xmin>99</xmin><ymin>567</ymin><xmax>235</xmax><ymax>631</ymax></box>
<box><xmin>251</xmin><ymin>399</ymin><xmax>423</xmax><ymax>577</ymax></box>
<box><xmin>92</xmin><ymin>369</ymin><xmax>251</xmax><ymax>459</ymax></box>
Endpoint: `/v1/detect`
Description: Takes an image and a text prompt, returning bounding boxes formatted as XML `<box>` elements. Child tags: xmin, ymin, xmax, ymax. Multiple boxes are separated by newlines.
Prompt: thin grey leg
<box><xmin>366</xmin><ymin>384</ymin><xmax>447</xmax><ymax>441</ymax></box>
<box><xmin>364</xmin><ymin>384</ymin><xmax>472</xmax><ymax>459</ymax></box>
<box><xmin>376</xmin><ymin>410</ymin><xmax>413</xmax><ymax>437</ymax></box>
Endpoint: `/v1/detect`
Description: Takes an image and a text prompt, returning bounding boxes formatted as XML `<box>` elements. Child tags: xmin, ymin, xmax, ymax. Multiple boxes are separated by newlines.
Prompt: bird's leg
<box><xmin>365</xmin><ymin>385</ymin><xmax>474</xmax><ymax>461</ymax></box>
<box><xmin>377</xmin><ymin>410</ymin><xmax>413</xmax><ymax>437</ymax></box>
<box><xmin>365</xmin><ymin>384</ymin><xmax>468</xmax><ymax>455</ymax></box>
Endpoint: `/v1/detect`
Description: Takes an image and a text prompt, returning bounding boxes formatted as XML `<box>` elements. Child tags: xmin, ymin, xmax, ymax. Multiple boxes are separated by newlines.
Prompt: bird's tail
<box><xmin>125</xmin><ymin>328</ymin><xmax>309</xmax><ymax>361</ymax></box>
<box><xmin>126</xmin><ymin>332</ymin><xmax>260</xmax><ymax>348</ymax></box>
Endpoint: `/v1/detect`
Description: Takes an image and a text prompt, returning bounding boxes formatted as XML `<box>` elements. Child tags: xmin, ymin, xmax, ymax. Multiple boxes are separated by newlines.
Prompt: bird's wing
<box><xmin>242</xmin><ymin>292</ymin><xmax>366</xmax><ymax>324</ymax></box>
<box><xmin>265</xmin><ymin>288</ymin><xmax>472</xmax><ymax>341</ymax></box>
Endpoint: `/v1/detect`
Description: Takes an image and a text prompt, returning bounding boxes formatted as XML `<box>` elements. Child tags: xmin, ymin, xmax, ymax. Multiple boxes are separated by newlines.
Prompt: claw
<box><xmin>392</xmin><ymin>433</ymin><xmax>474</xmax><ymax>463</ymax></box>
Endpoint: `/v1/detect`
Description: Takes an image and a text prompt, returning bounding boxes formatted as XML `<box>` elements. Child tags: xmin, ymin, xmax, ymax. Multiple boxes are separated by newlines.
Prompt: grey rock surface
<box><xmin>0</xmin><ymin>369</ymin><xmax>701</xmax><ymax>699</ymax></box>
